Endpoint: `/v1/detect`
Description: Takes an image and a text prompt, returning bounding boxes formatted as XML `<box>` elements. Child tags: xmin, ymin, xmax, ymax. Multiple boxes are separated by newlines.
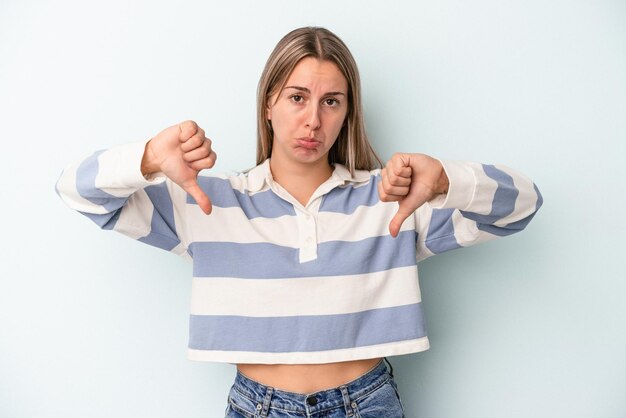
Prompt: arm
<box><xmin>55</xmin><ymin>120</ymin><xmax>216</xmax><ymax>255</ymax></box>
<box><xmin>378</xmin><ymin>153</ymin><xmax>543</xmax><ymax>261</ymax></box>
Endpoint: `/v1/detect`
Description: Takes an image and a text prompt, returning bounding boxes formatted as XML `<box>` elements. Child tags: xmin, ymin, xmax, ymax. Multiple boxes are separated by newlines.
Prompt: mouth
<box><xmin>295</xmin><ymin>137</ymin><xmax>321</xmax><ymax>150</ymax></box>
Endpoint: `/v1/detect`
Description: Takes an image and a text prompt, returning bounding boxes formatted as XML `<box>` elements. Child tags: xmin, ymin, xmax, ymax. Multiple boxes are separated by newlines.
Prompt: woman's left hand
<box><xmin>378</xmin><ymin>153</ymin><xmax>450</xmax><ymax>237</ymax></box>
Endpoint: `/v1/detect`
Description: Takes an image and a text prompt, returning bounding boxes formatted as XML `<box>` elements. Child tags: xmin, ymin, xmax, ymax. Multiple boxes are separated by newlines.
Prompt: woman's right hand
<box><xmin>141</xmin><ymin>120</ymin><xmax>216</xmax><ymax>214</ymax></box>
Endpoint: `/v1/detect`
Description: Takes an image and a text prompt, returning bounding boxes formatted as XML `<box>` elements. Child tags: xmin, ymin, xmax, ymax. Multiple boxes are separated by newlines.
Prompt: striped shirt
<box><xmin>56</xmin><ymin>140</ymin><xmax>543</xmax><ymax>364</ymax></box>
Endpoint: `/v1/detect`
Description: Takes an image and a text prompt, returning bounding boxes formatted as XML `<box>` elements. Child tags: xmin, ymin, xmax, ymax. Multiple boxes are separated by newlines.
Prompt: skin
<box><xmin>265</xmin><ymin>57</ymin><xmax>348</xmax><ymax>206</ymax></box>
<box><xmin>140</xmin><ymin>57</ymin><xmax>449</xmax><ymax>393</ymax></box>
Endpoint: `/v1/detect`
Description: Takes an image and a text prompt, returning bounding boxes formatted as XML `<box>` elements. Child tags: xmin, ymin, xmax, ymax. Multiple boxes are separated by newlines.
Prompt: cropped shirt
<box><xmin>56</xmin><ymin>140</ymin><xmax>543</xmax><ymax>364</ymax></box>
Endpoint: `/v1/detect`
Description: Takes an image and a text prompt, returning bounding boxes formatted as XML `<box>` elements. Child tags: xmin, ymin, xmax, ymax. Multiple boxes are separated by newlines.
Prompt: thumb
<box><xmin>183</xmin><ymin>180</ymin><xmax>213</xmax><ymax>215</ymax></box>
<box><xmin>388</xmin><ymin>201</ymin><xmax>413</xmax><ymax>238</ymax></box>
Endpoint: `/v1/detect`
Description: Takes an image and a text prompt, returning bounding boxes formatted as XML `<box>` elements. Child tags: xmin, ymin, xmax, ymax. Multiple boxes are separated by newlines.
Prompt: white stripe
<box><xmin>95</xmin><ymin>143</ymin><xmax>165</xmax><ymax>197</ymax></box>
<box><xmin>188</xmin><ymin>186</ymin><xmax>414</xmax><ymax>247</ymax></box>
<box><xmin>432</xmin><ymin>160</ymin><xmax>478</xmax><ymax>210</ymax></box>
<box><xmin>167</xmin><ymin>180</ymin><xmax>192</xmax><ymax>248</ymax></box>
<box><xmin>189</xmin><ymin>187</ymin><xmax>420</xmax><ymax>246</ymax></box>
<box><xmin>190</xmin><ymin>265</ymin><xmax>421</xmax><ymax>317</ymax></box>
<box><xmin>170</xmin><ymin>242</ymin><xmax>190</xmax><ymax>258</ymax></box>
<box><xmin>317</xmin><ymin>201</ymin><xmax>414</xmax><ymax>243</ymax></box>
<box><xmin>466</xmin><ymin>166</ymin><xmax>499</xmax><ymax>215</ymax></box>
<box><xmin>415</xmin><ymin>203</ymin><xmax>436</xmax><ymax>261</ymax></box>
<box><xmin>187</xmin><ymin>337</ymin><xmax>430</xmax><ymax>364</ymax></box>
<box><xmin>186</xmin><ymin>205</ymin><xmax>301</xmax><ymax>246</ymax></box>
<box><xmin>450</xmin><ymin>207</ymin><xmax>500</xmax><ymax>246</ymax></box>
<box><xmin>95</xmin><ymin>148</ymin><xmax>137</xmax><ymax>197</ymax></box>
<box><xmin>112</xmin><ymin>189</ymin><xmax>153</xmax><ymax>239</ymax></box>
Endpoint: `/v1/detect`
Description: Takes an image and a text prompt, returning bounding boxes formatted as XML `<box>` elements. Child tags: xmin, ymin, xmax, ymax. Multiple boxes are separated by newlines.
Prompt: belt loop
<box><xmin>384</xmin><ymin>357</ymin><xmax>395</xmax><ymax>378</ymax></box>
<box><xmin>339</xmin><ymin>385</ymin><xmax>355</xmax><ymax>417</ymax></box>
<box><xmin>259</xmin><ymin>386</ymin><xmax>273</xmax><ymax>417</ymax></box>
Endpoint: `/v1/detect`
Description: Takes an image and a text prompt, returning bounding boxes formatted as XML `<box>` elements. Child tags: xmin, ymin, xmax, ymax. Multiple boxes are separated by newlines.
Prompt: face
<box><xmin>267</xmin><ymin>57</ymin><xmax>349</xmax><ymax>169</ymax></box>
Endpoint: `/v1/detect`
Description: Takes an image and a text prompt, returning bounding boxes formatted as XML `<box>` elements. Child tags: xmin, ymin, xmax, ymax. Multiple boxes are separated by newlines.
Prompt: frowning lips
<box><xmin>295</xmin><ymin>137</ymin><xmax>321</xmax><ymax>149</ymax></box>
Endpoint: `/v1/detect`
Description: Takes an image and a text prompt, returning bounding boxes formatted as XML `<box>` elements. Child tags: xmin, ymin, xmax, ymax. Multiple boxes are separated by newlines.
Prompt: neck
<box><xmin>269</xmin><ymin>157</ymin><xmax>333</xmax><ymax>207</ymax></box>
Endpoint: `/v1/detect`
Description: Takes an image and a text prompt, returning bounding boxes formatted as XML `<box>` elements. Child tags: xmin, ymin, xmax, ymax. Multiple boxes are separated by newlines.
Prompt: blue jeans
<box><xmin>225</xmin><ymin>358</ymin><xmax>404</xmax><ymax>418</ymax></box>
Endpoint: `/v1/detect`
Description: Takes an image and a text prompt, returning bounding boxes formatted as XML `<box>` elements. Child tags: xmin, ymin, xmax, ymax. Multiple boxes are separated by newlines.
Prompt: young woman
<box><xmin>56</xmin><ymin>27</ymin><xmax>542</xmax><ymax>417</ymax></box>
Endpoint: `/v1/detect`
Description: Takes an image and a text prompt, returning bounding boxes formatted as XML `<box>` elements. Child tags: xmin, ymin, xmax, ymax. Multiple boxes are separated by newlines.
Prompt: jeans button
<box><xmin>306</xmin><ymin>395</ymin><xmax>318</xmax><ymax>406</ymax></box>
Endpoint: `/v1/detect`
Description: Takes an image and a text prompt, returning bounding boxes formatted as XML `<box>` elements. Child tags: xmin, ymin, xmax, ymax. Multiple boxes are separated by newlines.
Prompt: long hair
<box><xmin>256</xmin><ymin>27</ymin><xmax>382</xmax><ymax>173</ymax></box>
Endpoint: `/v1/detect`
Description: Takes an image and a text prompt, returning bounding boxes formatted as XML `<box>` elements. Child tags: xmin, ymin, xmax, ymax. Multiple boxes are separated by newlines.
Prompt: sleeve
<box><xmin>55</xmin><ymin>140</ymin><xmax>191</xmax><ymax>259</ymax></box>
<box><xmin>414</xmin><ymin>160</ymin><xmax>543</xmax><ymax>262</ymax></box>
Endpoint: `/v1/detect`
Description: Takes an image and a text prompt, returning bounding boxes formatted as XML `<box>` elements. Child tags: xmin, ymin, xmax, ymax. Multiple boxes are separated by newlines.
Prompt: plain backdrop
<box><xmin>1</xmin><ymin>1</ymin><xmax>625</xmax><ymax>417</ymax></box>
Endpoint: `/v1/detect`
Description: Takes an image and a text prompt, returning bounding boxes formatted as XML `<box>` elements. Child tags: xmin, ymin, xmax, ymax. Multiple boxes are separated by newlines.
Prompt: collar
<box><xmin>246</xmin><ymin>158</ymin><xmax>373</xmax><ymax>193</ymax></box>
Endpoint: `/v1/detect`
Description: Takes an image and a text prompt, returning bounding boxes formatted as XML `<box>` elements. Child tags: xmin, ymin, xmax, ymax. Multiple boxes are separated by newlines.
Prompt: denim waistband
<box><xmin>231</xmin><ymin>358</ymin><xmax>393</xmax><ymax>416</ymax></box>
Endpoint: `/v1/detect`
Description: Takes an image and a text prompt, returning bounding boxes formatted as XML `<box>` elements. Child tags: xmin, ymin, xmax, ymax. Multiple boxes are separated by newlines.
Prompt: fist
<box><xmin>141</xmin><ymin>120</ymin><xmax>217</xmax><ymax>214</ymax></box>
<box><xmin>378</xmin><ymin>153</ymin><xmax>449</xmax><ymax>237</ymax></box>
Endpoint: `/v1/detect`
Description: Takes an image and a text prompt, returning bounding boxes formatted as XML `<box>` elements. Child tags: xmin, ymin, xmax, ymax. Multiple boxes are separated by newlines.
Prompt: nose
<box><xmin>305</xmin><ymin>104</ymin><xmax>321</xmax><ymax>130</ymax></box>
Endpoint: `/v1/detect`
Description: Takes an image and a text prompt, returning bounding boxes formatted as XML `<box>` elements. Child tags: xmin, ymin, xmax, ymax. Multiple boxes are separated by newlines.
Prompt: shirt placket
<box><xmin>296</xmin><ymin>200</ymin><xmax>320</xmax><ymax>263</ymax></box>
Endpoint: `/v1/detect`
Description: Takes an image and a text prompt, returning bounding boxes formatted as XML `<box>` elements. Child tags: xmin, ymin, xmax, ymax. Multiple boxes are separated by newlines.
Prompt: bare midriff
<box><xmin>237</xmin><ymin>358</ymin><xmax>383</xmax><ymax>394</ymax></box>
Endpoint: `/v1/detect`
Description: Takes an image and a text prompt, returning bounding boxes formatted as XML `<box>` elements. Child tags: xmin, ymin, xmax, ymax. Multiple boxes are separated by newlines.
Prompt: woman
<box><xmin>57</xmin><ymin>27</ymin><xmax>542</xmax><ymax>417</ymax></box>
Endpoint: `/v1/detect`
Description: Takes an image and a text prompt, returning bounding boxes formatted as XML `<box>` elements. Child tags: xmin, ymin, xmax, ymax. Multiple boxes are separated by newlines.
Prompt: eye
<box><xmin>290</xmin><ymin>95</ymin><xmax>303</xmax><ymax>103</ymax></box>
<box><xmin>324</xmin><ymin>98</ymin><xmax>340</xmax><ymax>106</ymax></box>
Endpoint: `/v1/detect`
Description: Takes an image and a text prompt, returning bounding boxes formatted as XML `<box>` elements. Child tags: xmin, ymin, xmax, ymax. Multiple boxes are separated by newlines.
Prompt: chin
<box><xmin>291</xmin><ymin>149</ymin><xmax>330</xmax><ymax>164</ymax></box>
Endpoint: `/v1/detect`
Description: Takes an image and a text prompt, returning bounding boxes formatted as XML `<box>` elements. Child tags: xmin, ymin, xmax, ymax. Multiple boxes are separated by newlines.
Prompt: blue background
<box><xmin>1</xmin><ymin>1</ymin><xmax>624</xmax><ymax>417</ymax></box>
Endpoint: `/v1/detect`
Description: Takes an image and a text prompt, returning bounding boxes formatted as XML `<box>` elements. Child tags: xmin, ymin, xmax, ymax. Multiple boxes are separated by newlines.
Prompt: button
<box><xmin>306</xmin><ymin>395</ymin><xmax>318</xmax><ymax>406</ymax></box>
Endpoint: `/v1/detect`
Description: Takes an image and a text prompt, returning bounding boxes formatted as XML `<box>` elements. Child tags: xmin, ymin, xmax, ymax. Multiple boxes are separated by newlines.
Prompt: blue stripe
<box><xmin>190</xmin><ymin>230</ymin><xmax>417</xmax><ymax>278</ymax></box>
<box><xmin>459</xmin><ymin>168</ymin><xmax>543</xmax><ymax>237</ymax></box>
<box><xmin>534</xmin><ymin>183</ymin><xmax>543</xmax><ymax>211</ymax></box>
<box><xmin>189</xmin><ymin>177</ymin><xmax>295</xmax><ymax>219</ymax></box>
<box><xmin>472</xmin><ymin>182</ymin><xmax>543</xmax><ymax>237</ymax></box>
<box><xmin>459</xmin><ymin>164</ymin><xmax>518</xmax><ymax>225</ymax></box>
<box><xmin>75</xmin><ymin>150</ymin><xmax>127</xmax><ymax>211</ymax></box>
<box><xmin>137</xmin><ymin>183</ymin><xmax>180</xmax><ymax>251</ymax></box>
<box><xmin>475</xmin><ymin>214</ymin><xmax>535</xmax><ymax>237</ymax></box>
<box><xmin>425</xmin><ymin>208</ymin><xmax>462</xmax><ymax>254</ymax></box>
<box><xmin>188</xmin><ymin>303</ymin><xmax>426</xmax><ymax>352</ymax></box>
<box><xmin>319</xmin><ymin>175</ymin><xmax>380</xmax><ymax>214</ymax></box>
<box><xmin>484</xmin><ymin>164</ymin><xmax>518</xmax><ymax>215</ymax></box>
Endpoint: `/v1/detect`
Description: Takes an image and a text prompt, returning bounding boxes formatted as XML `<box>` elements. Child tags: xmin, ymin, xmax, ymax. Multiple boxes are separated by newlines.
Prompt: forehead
<box><xmin>284</xmin><ymin>57</ymin><xmax>348</xmax><ymax>91</ymax></box>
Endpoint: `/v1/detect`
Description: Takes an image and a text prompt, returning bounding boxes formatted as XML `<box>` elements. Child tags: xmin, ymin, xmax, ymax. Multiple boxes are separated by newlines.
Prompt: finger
<box><xmin>178</xmin><ymin>120</ymin><xmax>199</xmax><ymax>142</ymax></box>
<box><xmin>184</xmin><ymin>180</ymin><xmax>213</xmax><ymax>215</ymax></box>
<box><xmin>380</xmin><ymin>193</ymin><xmax>405</xmax><ymax>202</ymax></box>
<box><xmin>384</xmin><ymin>166</ymin><xmax>412</xmax><ymax>187</ymax></box>
<box><xmin>180</xmin><ymin>131</ymin><xmax>209</xmax><ymax>153</ymax></box>
<box><xmin>182</xmin><ymin>144</ymin><xmax>211</xmax><ymax>163</ymax></box>
<box><xmin>388</xmin><ymin>204</ymin><xmax>414</xmax><ymax>238</ymax></box>
<box><xmin>380</xmin><ymin>189</ymin><xmax>409</xmax><ymax>201</ymax></box>
<box><xmin>388</xmin><ymin>158</ymin><xmax>413</xmax><ymax>179</ymax></box>
<box><xmin>381</xmin><ymin>170</ymin><xmax>410</xmax><ymax>196</ymax></box>
<box><xmin>188</xmin><ymin>151</ymin><xmax>217</xmax><ymax>171</ymax></box>
<box><xmin>378</xmin><ymin>181</ymin><xmax>407</xmax><ymax>202</ymax></box>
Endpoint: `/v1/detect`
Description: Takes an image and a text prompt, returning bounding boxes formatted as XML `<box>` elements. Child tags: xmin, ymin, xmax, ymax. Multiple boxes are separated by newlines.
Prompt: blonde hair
<box><xmin>256</xmin><ymin>27</ymin><xmax>382</xmax><ymax>173</ymax></box>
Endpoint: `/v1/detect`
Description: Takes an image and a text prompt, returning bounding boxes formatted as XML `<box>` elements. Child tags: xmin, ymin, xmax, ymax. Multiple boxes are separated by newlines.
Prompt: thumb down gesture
<box><xmin>141</xmin><ymin>120</ymin><xmax>217</xmax><ymax>214</ymax></box>
<box><xmin>378</xmin><ymin>153</ymin><xmax>450</xmax><ymax>237</ymax></box>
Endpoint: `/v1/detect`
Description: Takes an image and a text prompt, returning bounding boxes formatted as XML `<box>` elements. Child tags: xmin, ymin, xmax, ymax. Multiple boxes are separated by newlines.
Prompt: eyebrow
<box><xmin>284</xmin><ymin>86</ymin><xmax>346</xmax><ymax>96</ymax></box>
